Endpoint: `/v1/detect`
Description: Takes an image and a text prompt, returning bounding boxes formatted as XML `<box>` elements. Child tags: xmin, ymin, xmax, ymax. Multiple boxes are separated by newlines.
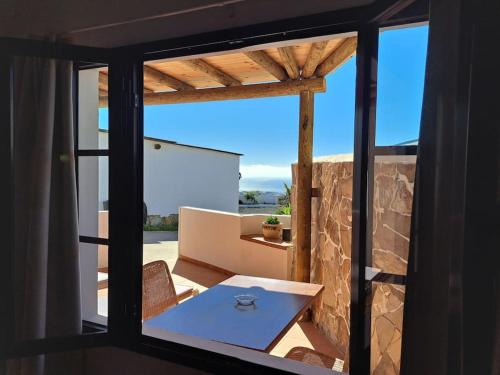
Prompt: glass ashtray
<box><xmin>234</xmin><ymin>294</ymin><xmax>258</xmax><ymax>306</ymax></box>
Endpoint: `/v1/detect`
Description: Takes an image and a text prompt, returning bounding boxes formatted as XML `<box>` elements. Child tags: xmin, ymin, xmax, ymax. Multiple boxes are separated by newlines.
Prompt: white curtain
<box><xmin>8</xmin><ymin>57</ymin><xmax>82</xmax><ymax>375</ymax></box>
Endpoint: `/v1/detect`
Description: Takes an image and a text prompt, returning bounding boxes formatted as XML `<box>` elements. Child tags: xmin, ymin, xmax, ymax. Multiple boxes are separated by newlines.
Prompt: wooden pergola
<box><xmin>99</xmin><ymin>35</ymin><xmax>357</xmax><ymax>283</ymax></box>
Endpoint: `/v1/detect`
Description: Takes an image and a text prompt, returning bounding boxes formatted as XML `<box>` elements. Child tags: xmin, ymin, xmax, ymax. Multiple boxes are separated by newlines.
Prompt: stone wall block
<box><xmin>390</xmin><ymin>178</ymin><xmax>413</xmax><ymax>215</ymax></box>
<box><xmin>395</xmin><ymin>163</ymin><xmax>416</xmax><ymax>183</ymax></box>
<box><xmin>339</xmin><ymin>197</ymin><xmax>352</xmax><ymax>227</ymax></box>
<box><xmin>375</xmin><ymin>162</ymin><xmax>397</xmax><ymax>177</ymax></box>
<box><xmin>373</xmin><ymin>250</ymin><xmax>407</xmax><ymax>275</ymax></box>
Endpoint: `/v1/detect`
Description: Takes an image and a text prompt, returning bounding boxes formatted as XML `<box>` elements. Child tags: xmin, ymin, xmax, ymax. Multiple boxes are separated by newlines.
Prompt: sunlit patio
<box><xmin>150</xmin><ymin>240</ymin><xmax>343</xmax><ymax>358</ymax></box>
<box><xmin>125</xmin><ymin>239</ymin><xmax>342</xmax><ymax>359</ymax></box>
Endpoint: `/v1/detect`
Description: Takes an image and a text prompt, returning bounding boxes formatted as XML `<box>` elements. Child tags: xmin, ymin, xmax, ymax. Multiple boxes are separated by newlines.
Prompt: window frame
<box><xmin>352</xmin><ymin>21</ymin><xmax>427</xmax><ymax>374</ymax></box>
<box><xmin>116</xmin><ymin>8</ymin><xmax>427</xmax><ymax>375</ymax></box>
<box><xmin>0</xmin><ymin>2</ymin><xmax>429</xmax><ymax>373</ymax></box>
<box><xmin>74</xmin><ymin>62</ymin><xmax>111</xmax><ymax>329</ymax></box>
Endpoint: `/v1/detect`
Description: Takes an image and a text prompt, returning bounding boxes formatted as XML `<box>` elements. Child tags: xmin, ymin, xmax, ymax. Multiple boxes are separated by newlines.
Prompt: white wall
<box><xmin>178</xmin><ymin>207</ymin><xmax>292</xmax><ymax>280</ymax></box>
<box><xmin>99</xmin><ymin>132</ymin><xmax>240</xmax><ymax>215</ymax></box>
<box><xmin>98</xmin><ymin>133</ymin><xmax>108</xmax><ymax>210</ymax></box>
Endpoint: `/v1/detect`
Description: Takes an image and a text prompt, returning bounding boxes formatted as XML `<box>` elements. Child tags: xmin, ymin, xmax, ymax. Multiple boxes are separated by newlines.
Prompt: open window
<box><xmin>124</xmin><ymin>20</ymin><xmax>428</xmax><ymax>375</ymax></box>
<box><xmin>0</xmin><ymin>3</ymin><xmax>430</xmax><ymax>374</ymax></box>
<box><xmin>350</xmin><ymin>23</ymin><xmax>428</xmax><ymax>374</ymax></box>
<box><xmin>135</xmin><ymin>34</ymin><xmax>357</xmax><ymax>372</ymax></box>
<box><xmin>368</xmin><ymin>24</ymin><xmax>427</xmax><ymax>374</ymax></box>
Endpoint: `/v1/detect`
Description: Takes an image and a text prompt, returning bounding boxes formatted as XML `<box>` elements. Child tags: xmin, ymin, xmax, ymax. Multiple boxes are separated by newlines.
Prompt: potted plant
<box><xmin>262</xmin><ymin>216</ymin><xmax>283</xmax><ymax>240</ymax></box>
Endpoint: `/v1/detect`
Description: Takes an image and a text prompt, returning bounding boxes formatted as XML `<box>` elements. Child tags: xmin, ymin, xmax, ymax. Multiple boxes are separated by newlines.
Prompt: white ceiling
<box><xmin>0</xmin><ymin>0</ymin><xmax>373</xmax><ymax>47</ymax></box>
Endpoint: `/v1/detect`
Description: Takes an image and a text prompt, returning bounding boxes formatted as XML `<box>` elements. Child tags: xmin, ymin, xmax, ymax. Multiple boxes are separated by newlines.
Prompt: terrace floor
<box><xmin>140</xmin><ymin>240</ymin><xmax>342</xmax><ymax>359</ymax></box>
<box><xmin>98</xmin><ymin>238</ymin><xmax>342</xmax><ymax>361</ymax></box>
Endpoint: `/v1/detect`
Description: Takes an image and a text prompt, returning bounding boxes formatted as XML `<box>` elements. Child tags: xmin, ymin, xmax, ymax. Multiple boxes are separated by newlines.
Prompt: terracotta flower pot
<box><xmin>262</xmin><ymin>223</ymin><xmax>283</xmax><ymax>240</ymax></box>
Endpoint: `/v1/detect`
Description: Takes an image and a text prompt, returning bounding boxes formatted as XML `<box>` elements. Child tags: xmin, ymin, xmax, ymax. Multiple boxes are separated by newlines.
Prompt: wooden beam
<box><xmin>99</xmin><ymin>78</ymin><xmax>325</xmax><ymax>107</ymax></box>
<box><xmin>182</xmin><ymin>59</ymin><xmax>240</xmax><ymax>87</ymax></box>
<box><xmin>302</xmin><ymin>41</ymin><xmax>328</xmax><ymax>78</ymax></box>
<box><xmin>99</xmin><ymin>70</ymin><xmax>153</xmax><ymax>93</ymax></box>
<box><xmin>143</xmin><ymin>65</ymin><xmax>194</xmax><ymax>91</ymax></box>
<box><xmin>99</xmin><ymin>71</ymin><xmax>108</xmax><ymax>87</ymax></box>
<box><xmin>278</xmin><ymin>47</ymin><xmax>300</xmax><ymax>79</ymax></box>
<box><xmin>244</xmin><ymin>50</ymin><xmax>289</xmax><ymax>81</ymax></box>
<box><xmin>295</xmin><ymin>90</ymin><xmax>314</xmax><ymax>283</ymax></box>
<box><xmin>315</xmin><ymin>37</ymin><xmax>357</xmax><ymax>77</ymax></box>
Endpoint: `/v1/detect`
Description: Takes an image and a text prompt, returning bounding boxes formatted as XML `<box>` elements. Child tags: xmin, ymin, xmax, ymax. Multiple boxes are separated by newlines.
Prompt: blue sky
<box><xmin>99</xmin><ymin>25</ymin><xmax>428</xmax><ymax>179</ymax></box>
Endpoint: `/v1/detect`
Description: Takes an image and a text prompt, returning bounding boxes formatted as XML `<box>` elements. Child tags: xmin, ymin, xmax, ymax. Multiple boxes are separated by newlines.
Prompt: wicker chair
<box><xmin>142</xmin><ymin>260</ymin><xmax>190</xmax><ymax>320</ymax></box>
<box><xmin>285</xmin><ymin>347</ymin><xmax>341</xmax><ymax>370</ymax></box>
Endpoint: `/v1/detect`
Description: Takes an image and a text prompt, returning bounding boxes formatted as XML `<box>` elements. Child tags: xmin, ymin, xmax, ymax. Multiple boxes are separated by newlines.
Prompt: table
<box><xmin>144</xmin><ymin>275</ymin><xmax>324</xmax><ymax>352</ymax></box>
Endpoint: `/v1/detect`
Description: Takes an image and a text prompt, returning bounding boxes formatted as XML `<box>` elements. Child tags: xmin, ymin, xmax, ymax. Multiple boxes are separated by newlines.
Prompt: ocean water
<box><xmin>239</xmin><ymin>177</ymin><xmax>292</xmax><ymax>193</ymax></box>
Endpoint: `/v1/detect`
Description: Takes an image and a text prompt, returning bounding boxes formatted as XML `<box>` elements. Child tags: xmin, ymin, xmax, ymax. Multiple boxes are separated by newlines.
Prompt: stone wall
<box><xmin>372</xmin><ymin>156</ymin><xmax>416</xmax><ymax>276</ymax></box>
<box><xmin>291</xmin><ymin>155</ymin><xmax>415</xmax><ymax>374</ymax></box>
<box><xmin>370</xmin><ymin>156</ymin><xmax>415</xmax><ymax>374</ymax></box>
<box><xmin>371</xmin><ymin>283</ymin><xmax>406</xmax><ymax>374</ymax></box>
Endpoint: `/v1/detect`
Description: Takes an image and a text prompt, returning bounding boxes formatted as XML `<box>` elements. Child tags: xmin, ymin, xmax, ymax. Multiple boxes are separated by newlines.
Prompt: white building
<box><xmin>98</xmin><ymin>130</ymin><xmax>241</xmax><ymax>216</ymax></box>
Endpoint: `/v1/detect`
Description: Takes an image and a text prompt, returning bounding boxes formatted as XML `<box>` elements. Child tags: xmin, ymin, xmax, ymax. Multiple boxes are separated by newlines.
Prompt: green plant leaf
<box><xmin>265</xmin><ymin>216</ymin><xmax>280</xmax><ymax>224</ymax></box>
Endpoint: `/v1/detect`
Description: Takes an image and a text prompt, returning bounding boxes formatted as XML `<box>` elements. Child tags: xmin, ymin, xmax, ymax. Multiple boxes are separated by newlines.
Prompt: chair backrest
<box><xmin>285</xmin><ymin>347</ymin><xmax>338</xmax><ymax>369</ymax></box>
<box><xmin>142</xmin><ymin>260</ymin><xmax>178</xmax><ymax>320</ymax></box>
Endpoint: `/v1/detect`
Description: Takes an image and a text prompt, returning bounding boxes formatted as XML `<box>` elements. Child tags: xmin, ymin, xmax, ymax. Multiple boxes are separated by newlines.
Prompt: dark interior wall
<box><xmin>83</xmin><ymin>347</ymin><xmax>211</xmax><ymax>375</ymax></box>
<box><xmin>0</xmin><ymin>0</ymin><xmax>372</xmax><ymax>47</ymax></box>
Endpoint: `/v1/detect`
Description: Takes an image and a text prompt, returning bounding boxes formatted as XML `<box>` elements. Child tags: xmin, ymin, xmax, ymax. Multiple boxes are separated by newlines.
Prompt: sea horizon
<box><xmin>239</xmin><ymin>177</ymin><xmax>292</xmax><ymax>193</ymax></box>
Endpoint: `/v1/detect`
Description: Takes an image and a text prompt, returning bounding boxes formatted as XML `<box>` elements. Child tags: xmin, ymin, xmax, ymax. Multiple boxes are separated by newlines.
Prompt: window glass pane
<box><xmin>80</xmin><ymin>243</ymin><xmax>108</xmax><ymax>326</ymax></box>
<box><xmin>375</xmin><ymin>25</ymin><xmax>428</xmax><ymax>146</ymax></box>
<box><xmin>78</xmin><ymin>156</ymin><xmax>108</xmax><ymax>238</ymax></box>
<box><xmin>78</xmin><ymin>68</ymin><xmax>108</xmax><ymax>149</ymax></box>
<box><xmin>371</xmin><ymin>282</ymin><xmax>405</xmax><ymax>375</ymax></box>
<box><xmin>372</xmin><ymin>155</ymin><xmax>416</xmax><ymax>276</ymax></box>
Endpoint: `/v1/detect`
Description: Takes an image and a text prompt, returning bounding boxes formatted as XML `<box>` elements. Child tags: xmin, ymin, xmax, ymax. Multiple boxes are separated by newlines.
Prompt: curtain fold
<box><xmin>401</xmin><ymin>0</ymin><xmax>500</xmax><ymax>374</ymax></box>
<box><xmin>9</xmin><ymin>57</ymin><xmax>81</xmax><ymax>375</ymax></box>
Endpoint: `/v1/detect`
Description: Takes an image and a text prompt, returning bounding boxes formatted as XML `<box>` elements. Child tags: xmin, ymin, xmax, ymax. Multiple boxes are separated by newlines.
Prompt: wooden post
<box><xmin>295</xmin><ymin>90</ymin><xmax>314</xmax><ymax>283</ymax></box>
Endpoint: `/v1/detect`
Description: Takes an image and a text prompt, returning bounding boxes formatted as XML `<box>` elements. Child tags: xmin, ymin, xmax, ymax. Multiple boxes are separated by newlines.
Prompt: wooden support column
<box><xmin>295</xmin><ymin>90</ymin><xmax>314</xmax><ymax>283</ymax></box>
